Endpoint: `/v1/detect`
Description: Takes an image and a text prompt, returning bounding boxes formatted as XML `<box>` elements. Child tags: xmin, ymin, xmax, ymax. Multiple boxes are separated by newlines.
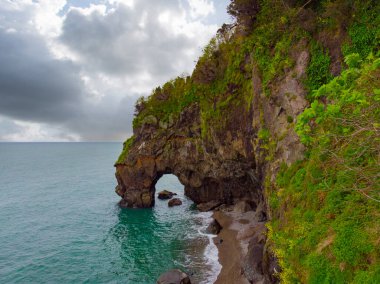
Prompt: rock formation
<box><xmin>115</xmin><ymin>44</ymin><xmax>308</xmax><ymax>210</ymax></box>
<box><xmin>114</xmin><ymin>0</ymin><xmax>380</xmax><ymax>282</ymax></box>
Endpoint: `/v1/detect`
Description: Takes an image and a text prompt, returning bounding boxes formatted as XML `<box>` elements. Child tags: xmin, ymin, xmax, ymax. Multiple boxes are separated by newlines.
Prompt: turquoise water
<box><xmin>0</xmin><ymin>143</ymin><xmax>219</xmax><ymax>284</ymax></box>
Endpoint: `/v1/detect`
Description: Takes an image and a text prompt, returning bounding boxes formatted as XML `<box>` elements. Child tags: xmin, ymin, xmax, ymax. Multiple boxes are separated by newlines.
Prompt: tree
<box><xmin>227</xmin><ymin>0</ymin><xmax>260</xmax><ymax>31</ymax></box>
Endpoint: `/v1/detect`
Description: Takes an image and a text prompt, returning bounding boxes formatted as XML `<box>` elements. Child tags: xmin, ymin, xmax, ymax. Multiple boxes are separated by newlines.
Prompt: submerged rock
<box><xmin>158</xmin><ymin>190</ymin><xmax>177</xmax><ymax>200</ymax></box>
<box><xmin>157</xmin><ymin>269</ymin><xmax>191</xmax><ymax>284</ymax></box>
<box><xmin>168</xmin><ymin>198</ymin><xmax>182</xmax><ymax>207</ymax></box>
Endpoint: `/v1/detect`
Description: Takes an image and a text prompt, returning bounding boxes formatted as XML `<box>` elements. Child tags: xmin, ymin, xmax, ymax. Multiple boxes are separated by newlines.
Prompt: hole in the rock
<box><xmin>154</xmin><ymin>174</ymin><xmax>185</xmax><ymax>202</ymax></box>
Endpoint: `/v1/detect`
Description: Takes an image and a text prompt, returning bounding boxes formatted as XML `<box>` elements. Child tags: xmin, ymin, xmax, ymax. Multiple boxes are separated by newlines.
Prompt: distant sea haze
<box><xmin>0</xmin><ymin>142</ymin><xmax>219</xmax><ymax>283</ymax></box>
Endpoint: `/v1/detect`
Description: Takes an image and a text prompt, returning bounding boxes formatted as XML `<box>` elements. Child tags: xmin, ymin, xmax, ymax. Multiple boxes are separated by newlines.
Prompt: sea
<box><xmin>0</xmin><ymin>142</ymin><xmax>220</xmax><ymax>284</ymax></box>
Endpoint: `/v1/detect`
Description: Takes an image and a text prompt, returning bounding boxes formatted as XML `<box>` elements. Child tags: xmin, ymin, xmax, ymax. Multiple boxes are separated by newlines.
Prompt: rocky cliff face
<box><xmin>115</xmin><ymin>38</ymin><xmax>309</xmax><ymax>210</ymax></box>
<box><xmin>115</xmin><ymin>101</ymin><xmax>262</xmax><ymax>208</ymax></box>
<box><xmin>115</xmin><ymin>0</ymin><xmax>380</xmax><ymax>282</ymax></box>
<box><xmin>114</xmin><ymin>43</ymin><xmax>309</xmax><ymax>283</ymax></box>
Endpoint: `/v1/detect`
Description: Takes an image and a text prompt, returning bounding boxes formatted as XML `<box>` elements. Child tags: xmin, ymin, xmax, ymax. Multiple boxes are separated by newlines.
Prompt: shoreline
<box><xmin>192</xmin><ymin>211</ymin><xmax>222</xmax><ymax>284</ymax></box>
<box><xmin>211</xmin><ymin>206</ymin><xmax>267</xmax><ymax>284</ymax></box>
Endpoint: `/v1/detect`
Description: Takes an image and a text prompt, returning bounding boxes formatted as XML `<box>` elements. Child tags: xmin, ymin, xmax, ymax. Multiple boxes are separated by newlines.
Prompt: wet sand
<box><xmin>212</xmin><ymin>209</ymin><xmax>267</xmax><ymax>284</ymax></box>
<box><xmin>213</xmin><ymin>210</ymin><xmax>249</xmax><ymax>284</ymax></box>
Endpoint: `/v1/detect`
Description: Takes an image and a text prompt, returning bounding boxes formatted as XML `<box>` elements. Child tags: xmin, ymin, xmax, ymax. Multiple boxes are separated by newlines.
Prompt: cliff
<box><xmin>115</xmin><ymin>0</ymin><xmax>380</xmax><ymax>282</ymax></box>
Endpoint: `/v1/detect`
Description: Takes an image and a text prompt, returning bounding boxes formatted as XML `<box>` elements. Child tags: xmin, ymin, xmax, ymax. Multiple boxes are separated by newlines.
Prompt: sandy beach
<box><xmin>212</xmin><ymin>207</ymin><xmax>267</xmax><ymax>284</ymax></box>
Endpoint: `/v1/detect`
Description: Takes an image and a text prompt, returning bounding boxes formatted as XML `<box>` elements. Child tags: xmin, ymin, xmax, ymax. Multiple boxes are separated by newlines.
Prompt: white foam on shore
<box><xmin>196</xmin><ymin>211</ymin><xmax>222</xmax><ymax>284</ymax></box>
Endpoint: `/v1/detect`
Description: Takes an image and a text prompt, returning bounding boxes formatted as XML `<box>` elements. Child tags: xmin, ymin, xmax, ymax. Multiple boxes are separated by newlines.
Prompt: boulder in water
<box><xmin>168</xmin><ymin>198</ymin><xmax>182</xmax><ymax>207</ymax></box>
<box><xmin>158</xmin><ymin>190</ymin><xmax>177</xmax><ymax>200</ymax></box>
<box><xmin>157</xmin><ymin>269</ymin><xmax>191</xmax><ymax>284</ymax></box>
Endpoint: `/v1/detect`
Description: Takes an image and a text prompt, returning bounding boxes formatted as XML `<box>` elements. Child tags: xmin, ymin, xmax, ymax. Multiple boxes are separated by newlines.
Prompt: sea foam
<box><xmin>196</xmin><ymin>211</ymin><xmax>222</xmax><ymax>284</ymax></box>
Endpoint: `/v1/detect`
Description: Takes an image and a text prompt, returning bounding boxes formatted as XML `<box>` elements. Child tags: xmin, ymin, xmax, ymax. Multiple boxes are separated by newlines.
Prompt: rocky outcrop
<box><xmin>115</xmin><ymin>41</ymin><xmax>309</xmax><ymax>210</ymax></box>
<box><xmin>115</xmin><ymin>101</ymin><xmax>263</xmax><ymax>208</ymax></box>
<box><xmin>157</xmin><ymin>269</ymin><xmax>191</xmax><ymax>284</ymax></box>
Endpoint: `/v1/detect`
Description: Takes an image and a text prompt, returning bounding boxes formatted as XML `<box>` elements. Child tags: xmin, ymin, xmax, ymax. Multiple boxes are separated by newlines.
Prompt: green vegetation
<box><xmin>116</xmin><ymin>136</ymin><xmax>135</xmax><ymax>165</ymax></box>
<box><xmin>132</xmin><ymin>77</ymin><xmax>199</xmax><ymax>129</ymax></box>
<box><xmin>269</xmin><ymin>54</ymin><xmax>380</xmax><ymax>283</ymax></box>
<box><xmin>305</xmin><ymin>41</ymin><xmax>333</xmax><ymax>93</ymax></box>
<box><xmin>117</xmin><ymin>1</ymin><xmax>380</xmax><ymax>282</ymax></box>
<box><xmin>342</xmin><ymin>2</ymin><xmax>380</xmax><ymax>59</ymax></box>
<box><xmin>127</xmin><ymin>0</ymin><xmax>309</xmax><ymax>142</ymax></box>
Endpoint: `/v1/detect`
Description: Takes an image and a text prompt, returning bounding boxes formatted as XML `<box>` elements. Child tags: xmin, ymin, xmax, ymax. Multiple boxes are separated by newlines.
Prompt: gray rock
<box><xmin>157</xmin><ymin>269</ymin><xmax>191</xmax><ymax>284</ymax></box>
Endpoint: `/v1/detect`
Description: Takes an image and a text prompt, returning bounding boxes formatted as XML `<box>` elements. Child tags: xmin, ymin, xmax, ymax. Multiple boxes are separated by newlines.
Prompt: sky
<box><xmin>0</xmin><ymin>0</ymin><xmax>230</xmax><ymax>142</ymax></box>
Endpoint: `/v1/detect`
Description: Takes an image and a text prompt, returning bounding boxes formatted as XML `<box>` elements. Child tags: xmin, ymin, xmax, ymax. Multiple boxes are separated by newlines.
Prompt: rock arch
<box><xmin>115</xmin><ymin>104</ymin><xmax>262</xmax><ymax>208</ymax></box>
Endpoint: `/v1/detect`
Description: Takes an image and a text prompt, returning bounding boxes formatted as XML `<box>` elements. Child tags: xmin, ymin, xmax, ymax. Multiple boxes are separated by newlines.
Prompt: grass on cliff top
<box><xmin>268</xmin><ymin>54</ymin><xmax>380</xmax><ymax>284</ymax></box>
<box><xmin>115</xmin><ymin>136</ymin><xmax>135</xmax><ymax>165</ymax></box>
<box><xmin>132</xmin><ymin>76</ymin><xmax>200</xmax><ymax>130</ymax></box>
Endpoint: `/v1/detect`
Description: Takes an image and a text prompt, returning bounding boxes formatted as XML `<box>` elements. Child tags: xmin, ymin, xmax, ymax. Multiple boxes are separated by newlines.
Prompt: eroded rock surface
<box><xmin>157</xmin><ymin>269</ymin><xmax>191</xmax><ymax>284</ymax></box>
<box><xmin>115</xmin><ymin>41</ymin><xmax>309</xmax><ymax>211</ymax></box>
<box><xmin>115</xmin><ymin>102</ymin><xmax>262</xmax><ymax>208</ymax></box>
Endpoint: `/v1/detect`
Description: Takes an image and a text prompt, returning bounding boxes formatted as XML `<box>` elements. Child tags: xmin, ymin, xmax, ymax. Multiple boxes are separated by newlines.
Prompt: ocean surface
<box><xmin>0</xmin><ymin>143</ymin><xmax>220</xmax><ymax>284</ymax></box>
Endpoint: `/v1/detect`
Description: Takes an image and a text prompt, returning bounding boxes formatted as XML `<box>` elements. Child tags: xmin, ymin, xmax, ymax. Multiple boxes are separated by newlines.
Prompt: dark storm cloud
<box><xmin>65</xmin><ymin>95</ymin><xmax>137</xmax><ymax>141</ymax></box>
<box><xmin>0</xmin><ymin>27</ymin><xmax>136</xmax><ymax>141</ymax></box>
<box><xmin>0</xmin><ymin>31</ymin><xmax>84</xmax><ymax>123</ymax></box>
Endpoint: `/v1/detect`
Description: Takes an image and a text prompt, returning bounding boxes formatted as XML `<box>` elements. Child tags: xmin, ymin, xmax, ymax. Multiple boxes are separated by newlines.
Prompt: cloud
<box><xmin>60</xmin><ymin>0</ymin><xmax>217</xmax><ymax>85</ymax></box>
<box><xmin>188</xmin><ymin>0</ymin><xmax>215</xmax><ymax>18</ymax></box>
<box><xmin>0</xmin><ymin>31</ymin><xmax>84</xmax><ymax>123</ymax></box>
<box><xmin>0</xmin><ymin>0</ymin><xmax>229</xmax><ymax>141</ymax></box>
<box><xmin>64</xmin><ymin>95</ymin><xmax>136</xmax><ymax>141</ymax></box>
<box><xmin>0</xmin><ymin>116</ymin><xmax>80</xmax><ymax>142</ymax></box>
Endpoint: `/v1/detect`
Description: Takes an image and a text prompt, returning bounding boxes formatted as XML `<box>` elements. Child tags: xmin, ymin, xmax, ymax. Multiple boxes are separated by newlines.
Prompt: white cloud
<box><xmin>1</xmin><ymin>119</ymin><xmax>80</xmax><ymax>142</ymax></box>
<box><xmin>59</xmin><ymin>0</ymin><xmax>218</xmax><ymax>97</ymax></box>
<box><xmin>33</xmin><ymin>0</ymin><xmax>66</xmax><ymax>37</ymax></box>
<box><xmin>0</xmin><ymin>0</ymin><xmax>229</xmax><ymax>141</ymax></box>
<box><xmin>188</xmin><ymin>0</ymin><xmax>215</xmax><ymax>18</ymax></box>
